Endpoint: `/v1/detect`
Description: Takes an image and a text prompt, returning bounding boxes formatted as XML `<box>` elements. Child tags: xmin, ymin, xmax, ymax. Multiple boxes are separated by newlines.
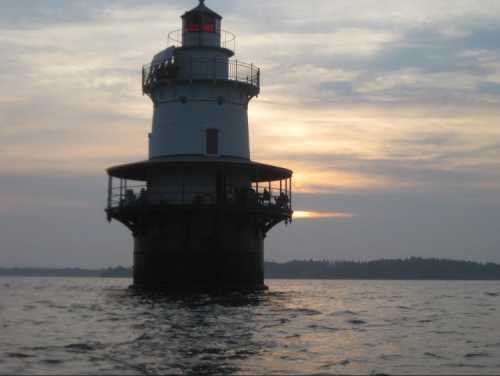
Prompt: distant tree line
<box><xmin>264</xmin><ymin>258</ymin><xmax>500</xmax><ymax>280</ymax></box>
<box><xmin>0</xmin><ymin>266</ymin><xmax>131</xmax><ymax>278</ymax></box>
<box><xmin>1</xmin><ymin>258</ymin><xmax>500</xmax><ymax>280</ymax></box>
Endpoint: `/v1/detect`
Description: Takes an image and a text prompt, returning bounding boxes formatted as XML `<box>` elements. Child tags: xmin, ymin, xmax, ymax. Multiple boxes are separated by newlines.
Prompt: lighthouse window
<box><xmin>206</xmin><ymin>129</ymin><xmax>219</xmax><ymax>155</ymax></box>
<box><xmin>184</xmin><ymin>14</ymin><xmax>216</xmax><ymax>33</ymax></box>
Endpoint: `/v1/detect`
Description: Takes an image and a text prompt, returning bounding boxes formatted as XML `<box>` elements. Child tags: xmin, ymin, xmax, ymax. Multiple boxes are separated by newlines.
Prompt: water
<box><xmin>1</xmin><ymin>278</ymin><xmax>499</xmax><ymax>375</ymax></box>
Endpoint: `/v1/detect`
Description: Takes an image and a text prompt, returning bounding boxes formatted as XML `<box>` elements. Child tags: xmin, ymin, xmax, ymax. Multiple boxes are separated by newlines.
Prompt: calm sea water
<box><xmin>1</xmin><ymin>278</ymin><xmax>499</xmax><ymax>375</ymax></box>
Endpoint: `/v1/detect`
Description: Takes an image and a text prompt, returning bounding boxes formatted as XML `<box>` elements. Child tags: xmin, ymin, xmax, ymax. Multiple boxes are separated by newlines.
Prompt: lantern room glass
<box><xmin>183</xmin><ymin>14</ymin><xmax>217</xmax><ymax>33</ymax></box>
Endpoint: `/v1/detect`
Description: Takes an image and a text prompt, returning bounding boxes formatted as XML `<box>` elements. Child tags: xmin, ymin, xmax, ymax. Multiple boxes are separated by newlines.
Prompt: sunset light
<box><xmin>293</xmin><ymin>211</ymin><xmax>355</xmax><ymax>220</ymax></box>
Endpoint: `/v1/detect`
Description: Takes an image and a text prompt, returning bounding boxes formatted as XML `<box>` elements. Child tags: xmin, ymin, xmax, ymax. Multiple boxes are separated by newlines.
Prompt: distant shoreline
<box><xmin>1</xmin><ymin>275</ymin><xmax>499</xmax><ymax>281</ymax></box>
<box><xmin>2</xmin><ymin>258</ymin><xmax>500</xmax><ymax>280</ymax></box>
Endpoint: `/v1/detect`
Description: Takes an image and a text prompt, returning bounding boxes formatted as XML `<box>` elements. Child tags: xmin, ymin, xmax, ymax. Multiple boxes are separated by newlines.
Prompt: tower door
<box><xmin>206</xmin><ymin>129</ymin><xmax>219</xmax><ymax>155</ymax></box>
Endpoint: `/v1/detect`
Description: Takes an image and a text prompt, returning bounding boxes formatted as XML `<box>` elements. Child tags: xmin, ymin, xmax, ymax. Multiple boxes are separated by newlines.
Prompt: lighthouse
<box><xmin>106</xmin><ymin>1</ymin><xmax>293</xmax><ymax>290</ymax></box>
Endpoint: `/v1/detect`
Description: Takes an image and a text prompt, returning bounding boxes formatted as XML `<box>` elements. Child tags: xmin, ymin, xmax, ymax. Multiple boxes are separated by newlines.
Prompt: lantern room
<box><xmin>182</xmin><ymin>0</ymin><xmax>222</xmax><ymax>48</ymax></box>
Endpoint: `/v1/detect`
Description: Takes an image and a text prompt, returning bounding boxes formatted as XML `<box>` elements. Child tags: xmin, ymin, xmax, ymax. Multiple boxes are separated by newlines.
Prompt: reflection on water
<box><xmin>1</xmin><ymin>278</ymin><xmax>500</xmax><ymax>375</ymax></box>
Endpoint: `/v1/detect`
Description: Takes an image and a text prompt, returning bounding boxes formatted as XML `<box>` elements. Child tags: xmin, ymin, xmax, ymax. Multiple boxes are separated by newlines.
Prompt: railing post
<box><xmin>268</xmin><ymin>181</ymin><xmax>272</xmax><ymax>206</ymax></box>
<box><xmin>107</xmin><ymin>176</ymin><xmax>112</xmax><ymax>209</ymax></box>
<box><xmin>119</xmin><ymin>178</ymin><xmax>124</xmax><ymax>207</ymax></box>
<box><xmin>235</xmin><ymin>60</ymin><xmax>238</xmax><ymax>81</ymax></box>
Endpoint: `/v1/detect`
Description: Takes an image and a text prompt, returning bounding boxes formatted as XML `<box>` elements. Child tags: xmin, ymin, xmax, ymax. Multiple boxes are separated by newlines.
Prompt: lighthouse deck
<box><xmin>107</xmin><ymin>197</ymin><xmax>292</xmax><ymax>228</ymax></box>
<box><xmin>107</xmin><ymin>182</ymin><xmax>291</xmax><ymax>211</ymax></box>
<box><xmin>106</xmin><ymin>179</ymin><xmax>292</xmax><ymax>235</ymax></box>
<box><xmin>106</xmin><ymin>158</ymin><xmax>293</xmax><ymax>226</ymax></box>
<box><xmin>142</xmin><ymin>57</ymin><xmax>260</xmax><ymax>96</ymax></box>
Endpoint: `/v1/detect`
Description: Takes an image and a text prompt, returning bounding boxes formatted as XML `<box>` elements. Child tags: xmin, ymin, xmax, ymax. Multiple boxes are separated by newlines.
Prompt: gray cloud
<box><xmin>0</xmin><ymin>1</ymin><xmax>102</xmax><ymax>28</ymax></box>
<box><xmin>479</xmin><ymin>82</ymin><xmax>500</xmax><ymax>95</ymax></box>
<box><xmin>1</xmin><ymin>0</ymin><xmax>500</xmax><ymax>266</ymax></box>
<box><xmin>257</xmin><ymin>21</ymin><xmax>500</xmax><ymax>106</ymax></box>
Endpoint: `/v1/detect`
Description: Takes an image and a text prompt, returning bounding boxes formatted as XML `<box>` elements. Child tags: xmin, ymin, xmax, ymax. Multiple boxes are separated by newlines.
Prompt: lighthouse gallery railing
<box><xmin>142</xmin><ymin>58</ymin><xmax>260</xmax><ymax>95</ymax></box>
<box><xmin>107</xmin><ymin>180</ymin><xmax>292</xmax><ymax>214</ymax></box>
<box><xmin>167</xmin><ymin>29</ymin><xmax>236</xmax><ymax>52</ymax></box>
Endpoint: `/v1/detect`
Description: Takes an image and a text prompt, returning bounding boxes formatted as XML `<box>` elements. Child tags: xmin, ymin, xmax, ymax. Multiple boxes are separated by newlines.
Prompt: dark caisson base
<box><xmin>131</xmin><ymin>213</ymin><xmax>267</xmax><ymax>291</ymax></box>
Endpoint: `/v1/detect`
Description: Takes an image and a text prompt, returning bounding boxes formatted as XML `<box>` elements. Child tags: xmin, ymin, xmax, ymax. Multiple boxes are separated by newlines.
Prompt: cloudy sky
<box><xmin>1</xmin><ymin>0</ymin><xmax>500</xmax><ymax>268</ymax></box>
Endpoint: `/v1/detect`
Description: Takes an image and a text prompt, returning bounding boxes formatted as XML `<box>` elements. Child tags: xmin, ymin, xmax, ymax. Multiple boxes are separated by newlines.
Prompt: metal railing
<box><xmin>167</xmin><ymin>29</ymin><xmax>236</xmax><ymax>51</ymax></box>
<box><xmin>142</xmin><ymin>57</ymin><xmax>260</xmax><ymax>94</ymax></box>
<box><xmin>107</xmin><ymin>181</ymin><xmax>292</xmax><ymax>213</ymax></box>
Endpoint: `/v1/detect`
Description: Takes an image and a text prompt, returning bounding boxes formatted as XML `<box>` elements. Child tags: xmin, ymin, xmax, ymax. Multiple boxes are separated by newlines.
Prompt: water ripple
<box><xmin>464</xmin><ymin>352</ymin><xmax>490</xmax><ymax>359</ymax></box>
<box><xmin>347</xmin><ymin>319</ymin><xmax>367</xmax><ymax>325</ymax></box>
<box><xmin>1</xmin><ymin>278</ymin><xmax>499</xmax><ymax>375</ymax></box>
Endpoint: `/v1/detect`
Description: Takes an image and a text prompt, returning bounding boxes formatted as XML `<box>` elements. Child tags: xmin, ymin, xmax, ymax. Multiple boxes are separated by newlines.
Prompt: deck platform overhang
<box><xmin>107</xmin><ymin>156</ymin><xmax>292</xmax><ymax>182</ymax></box>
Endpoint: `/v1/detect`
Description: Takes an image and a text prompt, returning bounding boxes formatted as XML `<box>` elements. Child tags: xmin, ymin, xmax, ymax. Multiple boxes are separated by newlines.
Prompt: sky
<box><xmin>1</xmin><ymin>0</ymin><xmax>500</xmax><ymax>268</ymax></box>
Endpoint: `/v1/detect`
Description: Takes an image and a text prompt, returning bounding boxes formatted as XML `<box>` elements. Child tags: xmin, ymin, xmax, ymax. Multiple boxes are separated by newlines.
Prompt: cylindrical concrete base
<box><xmin>132</xmin><ymin>212</ymin><xmax>266</xmax><ymax>291</ymax></box>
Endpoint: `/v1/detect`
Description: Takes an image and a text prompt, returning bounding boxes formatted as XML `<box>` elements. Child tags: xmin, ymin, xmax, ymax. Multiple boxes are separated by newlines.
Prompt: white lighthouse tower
<box><xmin>106</xmin><ymin>0</ymin><xmax>293</xmax><ymax>290</ymax></box>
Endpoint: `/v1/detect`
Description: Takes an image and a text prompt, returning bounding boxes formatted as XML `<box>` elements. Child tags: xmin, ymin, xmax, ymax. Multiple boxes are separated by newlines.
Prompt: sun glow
<box><xmin>293</xmin><ymin>211</ymin><xmax>355</xmax><ymax>220</ymax></box>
